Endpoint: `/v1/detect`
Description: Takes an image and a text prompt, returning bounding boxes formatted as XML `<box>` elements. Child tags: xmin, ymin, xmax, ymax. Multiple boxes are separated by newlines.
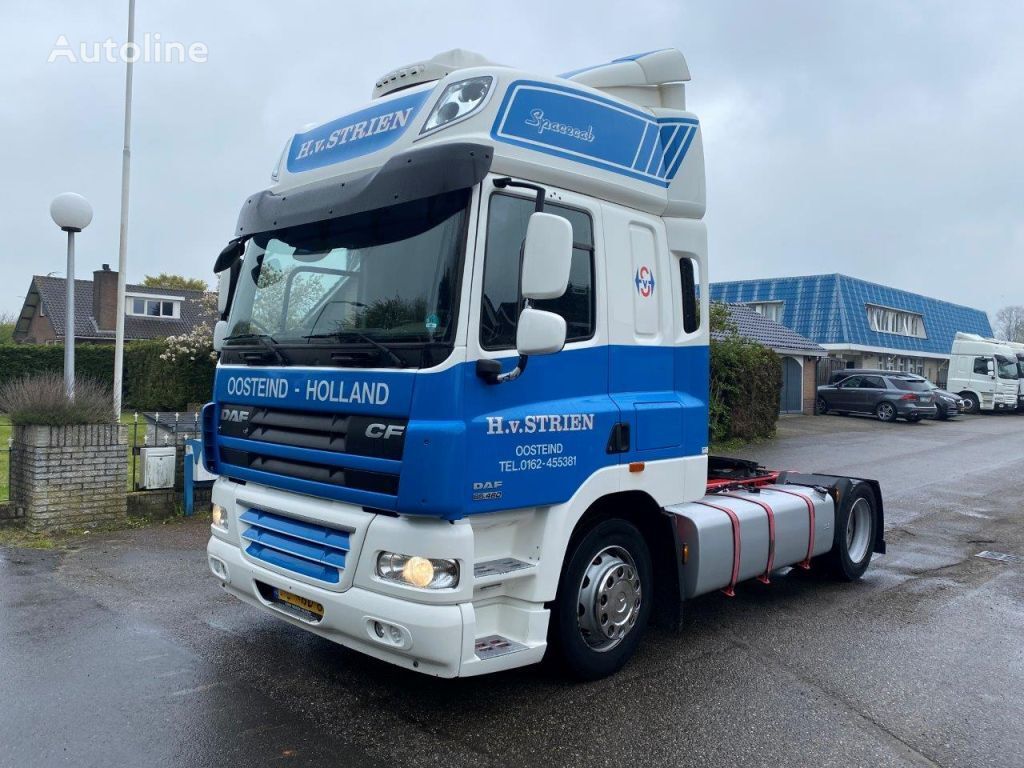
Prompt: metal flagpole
<box><xmin>112</xmin><ymin>0</ymin><xmax>135</xmax><ymax>421</ymax></box>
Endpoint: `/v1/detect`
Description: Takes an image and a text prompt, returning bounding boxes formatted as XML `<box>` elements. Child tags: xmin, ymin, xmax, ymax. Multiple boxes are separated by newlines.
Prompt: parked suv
<box><xmin>817</xmin><ymin>373</ymin><xmax>938</xmax><ymax>422</ymax></box>
<box><xmin>827</xmin><ymin>369</ymin><xmax>962</xmax><ymax>419</ymax></box>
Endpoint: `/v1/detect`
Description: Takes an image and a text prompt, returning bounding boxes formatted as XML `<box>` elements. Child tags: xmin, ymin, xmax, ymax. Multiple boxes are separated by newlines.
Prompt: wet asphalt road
<box><xmin>2</xmin><ymin>413</ymin><xmax>1022</xmax><ymax>768</ymax></box>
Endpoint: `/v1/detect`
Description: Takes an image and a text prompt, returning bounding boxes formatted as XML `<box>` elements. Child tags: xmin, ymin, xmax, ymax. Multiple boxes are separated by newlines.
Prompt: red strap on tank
<box><xmin>720</xmin><ymin>493</ymin><xmax>775</xmax><ymax>584</ymax></box>
<box><xmin>694</xmin><ymin>500</ymin><xmax>741</xmax><ymax>597</ymax></box>
<box><xmin>769</xmin><ymin>488</ymin><xmax>816</xmax><ymax>569</ymax></box>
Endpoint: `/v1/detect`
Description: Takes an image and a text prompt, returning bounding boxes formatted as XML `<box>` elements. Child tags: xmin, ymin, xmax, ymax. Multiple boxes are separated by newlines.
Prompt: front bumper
<box><xmin>208</xmin><ymin>536</ymin><xmax>473</xmax><ymax>677</ymax></box>
<box><xmin>205</xmin><ymin>478</ymin><xmax>549</xmax><ymax>677</ymax></box>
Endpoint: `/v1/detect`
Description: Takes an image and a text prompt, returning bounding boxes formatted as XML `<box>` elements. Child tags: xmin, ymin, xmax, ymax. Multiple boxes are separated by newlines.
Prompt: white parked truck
<box><xmin>204</xmin><ymin>49</ymin><xmax>886</xmax><ymax>679</ymax></box>
<box><xmin>947</xmin><ymin>332</ymin><xmax>1019</xmax><ymax>413</ymax></box>
<box><xmin>1001</xmin><ymin>340</ymin><xmax>1024</xmax><ymax>410</ymax></box>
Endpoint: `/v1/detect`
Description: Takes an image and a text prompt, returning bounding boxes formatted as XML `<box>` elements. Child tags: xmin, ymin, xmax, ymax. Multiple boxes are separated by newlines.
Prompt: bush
<box><xmin>709</xmin><ymin>304</ymin><xmax>782</xmax><ymax>444</ymax></box>
<box><xmin>0</xmin><ymin>373</ymin><xmax>112</xmax><ymax>425</ymax></box>
<box><xmin>0</xmin><ymin>342</ymin><xmax>216</xmax><ymax>412</ymax></box>
<box><xmin>709</xmin><ymin>337</ymin><xmax>782</xmax><ymax>443</ymax></box>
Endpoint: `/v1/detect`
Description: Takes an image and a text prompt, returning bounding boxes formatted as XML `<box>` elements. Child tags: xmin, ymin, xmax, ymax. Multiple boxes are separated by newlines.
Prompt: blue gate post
<box><xmin>184</xmin><ymin>439</ymin><xmax>199</xmax><ymax>516</ymax></box>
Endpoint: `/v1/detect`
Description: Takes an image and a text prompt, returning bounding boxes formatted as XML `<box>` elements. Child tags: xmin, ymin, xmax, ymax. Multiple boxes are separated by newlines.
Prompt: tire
<box><xmin>817</xmin><ymin>483</ymin><xmax>877</xmax><ymax>580</ymax></box>
<box><xmin>875</xmin><ymin>401</ymin><xmax>897</xmax><ymax>422</ymax></box>
<box><xmin>906</xmin><ymin>415</ymin><xmax>922</xmax><ymax>423</ymax></box>
<box><xmin>548</xmin><ymin>519</ymin><xmax>653</xmax><ymax>680</ymax></box>
<box><xmin>816</xmin><ymin>396</ymin><xmax>829</xmax><ymax>415</ymax></box>
<box><xmin>959</xmin><ymin>392</ymin><xmax>980</xmax><ymax>414</ymax></box>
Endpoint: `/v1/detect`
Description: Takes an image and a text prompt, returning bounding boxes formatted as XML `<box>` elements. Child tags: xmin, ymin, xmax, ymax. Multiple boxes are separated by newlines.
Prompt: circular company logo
<box><xmin>634</xmin><ymin>266</ymin><xmax>655</xmax><ymax>298</ymax></box>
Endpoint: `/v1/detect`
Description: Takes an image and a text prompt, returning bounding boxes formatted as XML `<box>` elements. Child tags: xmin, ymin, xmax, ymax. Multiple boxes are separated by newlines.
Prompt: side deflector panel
<box><xmin>666</xmin><ymin>484</ymin><xmax>835</xmax><ymax>599</ymax></box>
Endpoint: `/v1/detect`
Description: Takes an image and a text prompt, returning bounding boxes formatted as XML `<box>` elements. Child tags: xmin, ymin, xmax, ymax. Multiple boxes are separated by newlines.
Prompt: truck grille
<box><xmin>240</xmin><ymin>508</ymin><xmax>351</xmax><ymax>584</ymax></box>
<box><xmin>217</xmin><ymin>403</ymin><xmax>406</xmax><ymax>498</ymax></box>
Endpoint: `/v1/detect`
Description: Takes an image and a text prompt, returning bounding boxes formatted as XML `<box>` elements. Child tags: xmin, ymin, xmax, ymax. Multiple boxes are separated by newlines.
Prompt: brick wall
<box><xmin>10</xmin><ymin>424</ymin><xmax>128</xmax><ymax>534</ymax></box>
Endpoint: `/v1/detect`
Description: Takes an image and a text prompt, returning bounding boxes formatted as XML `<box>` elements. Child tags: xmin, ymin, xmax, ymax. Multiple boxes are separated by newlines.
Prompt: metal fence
<box><xmin>128</xmin><ymin>412</ymin><xmax>202</xmax><ymax>492</ymax></box>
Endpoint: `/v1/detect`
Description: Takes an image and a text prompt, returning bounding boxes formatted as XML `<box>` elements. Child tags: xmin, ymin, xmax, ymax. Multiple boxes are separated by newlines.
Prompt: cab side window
<box><xmin>480</xmin><ymin>193</ymin><xmax>595</xmax><ymax>350</ymax></box>
<box><xmin>973</xmin><ymin>357</ymin><xmax>990</xmax><ymax>375</ymax></box>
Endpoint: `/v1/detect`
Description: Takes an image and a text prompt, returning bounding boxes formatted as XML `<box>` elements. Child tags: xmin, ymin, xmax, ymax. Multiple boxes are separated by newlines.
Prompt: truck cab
<box><xmin>204</xmin><ymin>49</ymin><xmax>884</xmax><ymax>679</ymax></box>
<box><xmin>947</xmin><ymin>332</ymin><xmax>1020</xmax><ymax>413</ymax></box>
<box><xmin>1001</xmin><ymin>340</ymin><xmax>1024</xmax><ymax>410</ymax></box>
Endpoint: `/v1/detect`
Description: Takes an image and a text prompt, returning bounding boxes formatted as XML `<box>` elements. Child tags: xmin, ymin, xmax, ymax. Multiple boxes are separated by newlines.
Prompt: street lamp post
<box><xmin>49</xmin><ymin>193</ymin><xmax>93</xmax><ymax>399</ymax></box>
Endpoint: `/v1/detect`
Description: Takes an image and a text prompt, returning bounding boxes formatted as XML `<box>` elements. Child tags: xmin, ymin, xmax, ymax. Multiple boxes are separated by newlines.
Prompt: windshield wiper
<box><xmin>304</xmin><ymin>330</ymin><xmax>406</xmax><ymax>368</ymax></box>
<box><xmin>223</xmin><ymin>333</ymin><xmax>290</xmax><ymax>364</ymax></box>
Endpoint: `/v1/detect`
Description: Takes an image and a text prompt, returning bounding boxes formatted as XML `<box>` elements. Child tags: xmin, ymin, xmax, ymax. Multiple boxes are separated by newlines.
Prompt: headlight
<box><xmin>376</xmin><ymin>552</ymin><xmax>459</xmax><ymax>589</ymax></box>
<box><xmin>211</xmin><ymin>503</ymin><xmax>229</xmax><ymax>533</ymax></box>
<box><xmin>420</xmin><ymin>76</ymin><xmax>492</xmax><ymax>135</ymax></box>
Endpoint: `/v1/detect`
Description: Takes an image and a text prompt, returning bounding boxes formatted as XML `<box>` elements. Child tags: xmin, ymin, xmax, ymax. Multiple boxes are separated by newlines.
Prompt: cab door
<box><xmin>456</xmin><ymin>180</ymin><xmax>619</xmax><ymax>515</ymax></box>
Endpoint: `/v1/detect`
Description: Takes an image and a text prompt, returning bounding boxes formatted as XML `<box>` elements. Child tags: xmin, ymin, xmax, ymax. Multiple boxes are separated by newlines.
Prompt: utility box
<box><xmin>140</xmin><ymin>446</ymin><xmax>177</xmax><ymax>490</ymax></box>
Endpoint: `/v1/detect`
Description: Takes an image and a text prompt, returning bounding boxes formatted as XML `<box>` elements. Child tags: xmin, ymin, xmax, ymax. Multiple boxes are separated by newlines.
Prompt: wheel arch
<box><xmin>561</xmin><ymin>490</ymin><xmax>682</xmax><ymax>630</ymax></box>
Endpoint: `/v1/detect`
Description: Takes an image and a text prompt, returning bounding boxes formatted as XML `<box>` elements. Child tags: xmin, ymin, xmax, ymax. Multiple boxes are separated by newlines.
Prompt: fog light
<box><xmin>211</xmin><ymin>503</ymin><xmax>228</xmax><ymax>532</ymax></box>
<box><xmin>376</xmin><ymin>552</ymin><xmax>459</xmax><ymax>589</ymax></box>
<box><xmin>209</xmin><ymin>556</ymin><xmax>228</xmax><ymax>581</ymax></box>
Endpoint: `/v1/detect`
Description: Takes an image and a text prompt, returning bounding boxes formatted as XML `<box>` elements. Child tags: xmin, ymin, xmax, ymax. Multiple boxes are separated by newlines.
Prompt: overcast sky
<box><xmin>2</xmin><ymin>1</ymin><xmax>1021</xmax><ymax>321</ymax></box>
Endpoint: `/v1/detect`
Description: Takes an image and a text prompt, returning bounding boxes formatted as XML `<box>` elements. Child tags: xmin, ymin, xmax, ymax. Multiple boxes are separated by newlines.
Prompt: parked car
<box><xmin>817</xmin><ymin>373</ymin><xmax>938</xmax><ymax>422</ymax></box>
<box><xmin>827</xmin><ymin>369</ymin><xmax>962</xmax><ymax>419</ymax></box>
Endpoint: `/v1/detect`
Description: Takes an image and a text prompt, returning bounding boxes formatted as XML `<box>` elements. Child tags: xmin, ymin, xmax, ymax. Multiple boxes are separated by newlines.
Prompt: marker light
<box><xmin>376</xmin><ymin>552</ymin><xmax>460</xmax><ymax>589</ymax></box>
<box><xmin>420</xmin><ymin>76</ymin><xmax>493</xmax><ymax>135</ymax></box>
<box><xmin>211</xmin><ymin>503</ymin><xmax>229</xmax><ymax>533</ymax></box>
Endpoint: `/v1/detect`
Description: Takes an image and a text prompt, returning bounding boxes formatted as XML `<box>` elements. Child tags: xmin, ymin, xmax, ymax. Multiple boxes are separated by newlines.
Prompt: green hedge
<box><xmin>0</xmin><ymin>342</ymin><xmax>215</xmax><ymax>412</ymax></box>
<box><xmin>709</xmin><ymin>306</ymin><xmax>782</xmax><ymax>443</ymax></box>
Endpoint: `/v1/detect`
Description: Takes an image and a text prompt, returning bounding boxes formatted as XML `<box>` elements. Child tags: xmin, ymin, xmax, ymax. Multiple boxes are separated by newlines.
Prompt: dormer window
<box><xmin>126</xmin><ymin>295</ymin><xmax>180</xmax><ymax>318</ymax></box>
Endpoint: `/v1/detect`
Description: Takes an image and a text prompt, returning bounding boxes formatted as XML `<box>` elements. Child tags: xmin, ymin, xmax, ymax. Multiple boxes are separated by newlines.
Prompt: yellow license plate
<box><xmin>274</xmin><ymin>588</ymin><xmax>324</xmax><ymax>618</ymax></box>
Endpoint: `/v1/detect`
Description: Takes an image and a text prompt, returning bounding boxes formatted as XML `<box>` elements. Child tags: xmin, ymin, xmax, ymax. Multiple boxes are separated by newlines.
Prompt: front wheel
<box><xmin>548</xmin><ymin>519</ymin><xmax>652</xmax><ymax>680</ymax></box>
<box><xmin>817</xmin><ymin>483</ymin><xmax>878</xmax><ymax>580</ymax></box>
<box><xmin>816</xmin><ymin>396</ymin><xmax>829</xmax><ymax>414</ymax></box>
<box><xmin>959</xmin><ymin>392</ymin><xmax>980</xmax><ymax>414</ymax></box>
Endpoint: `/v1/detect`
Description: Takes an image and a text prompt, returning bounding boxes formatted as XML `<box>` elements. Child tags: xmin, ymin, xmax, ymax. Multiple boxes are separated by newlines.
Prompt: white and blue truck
<box><xmin>204</xmin><ymin>49</ymin><xmax>885</xmax><ymax>679</ymax></box>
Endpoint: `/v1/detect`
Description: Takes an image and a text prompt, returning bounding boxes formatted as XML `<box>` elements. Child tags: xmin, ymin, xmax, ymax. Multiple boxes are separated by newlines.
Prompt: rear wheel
<box><xmin>817</xmin><ymin>484</ymin><xmax>877</xmax><ymax>580</ymax></box>
<box><xmin>960</xmin><ymin>392</ymin><xmax>980</xmax><ymax>414</ymax></box>
<box><xmin>548</xmin><ymin>519</ymin><xmax>652</xmax><ymax>680</ymax></box>
<box><xmin>906</xmin><ymin>414</ymin><xmax>922</xmax><ymax>423</ymax></box>
<box><xmin>876</xmin><ymin>401</ymin><xmax>897</xmax><ymax>422</ymax></box>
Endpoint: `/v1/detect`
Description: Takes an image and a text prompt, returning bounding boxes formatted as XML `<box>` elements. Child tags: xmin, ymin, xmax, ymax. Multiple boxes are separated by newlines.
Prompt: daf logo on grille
<box><xmin>221</xmin><ymin>408</ymin><xmax>250</xmax><ymax>423</ymax></box>
<box><xmin>365</xmin><ymin>423</ymin><xmax>405</xmax><ymax>439</ymax></box>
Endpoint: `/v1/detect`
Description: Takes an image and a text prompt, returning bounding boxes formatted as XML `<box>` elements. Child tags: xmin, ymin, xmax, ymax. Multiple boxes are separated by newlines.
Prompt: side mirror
<box><xmin>212</xmin><ymin>320</ymin><xmax>228</xmax><ymax>352</ymax></box>
<box><xmin>517</xmin><ymin>307</ymin><xmax>566</xmax><ymax>356</ymax></box>
<box><xmin>521</xmin><ymin>212</ymin><xmax>573</xmax><ymax>300</ymax></box>
<box><xmin>214</xmin><ymin>238</ymin><xmax>246</xmax><ymax>273</ymax></box>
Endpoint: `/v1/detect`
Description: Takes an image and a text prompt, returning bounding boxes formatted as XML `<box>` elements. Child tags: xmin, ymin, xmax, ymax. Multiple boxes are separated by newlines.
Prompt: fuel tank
<box><xmin>665</xmin><ymin>484</ymin><xmax>835</xmax><ymax>599</ymax></box>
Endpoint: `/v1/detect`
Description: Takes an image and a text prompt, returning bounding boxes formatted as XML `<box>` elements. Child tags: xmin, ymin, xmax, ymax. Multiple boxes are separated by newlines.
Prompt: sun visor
<box><xmin>235</xmin><ymin>142</ymin><xmax>493</xmax><ymax>237</ymax></box>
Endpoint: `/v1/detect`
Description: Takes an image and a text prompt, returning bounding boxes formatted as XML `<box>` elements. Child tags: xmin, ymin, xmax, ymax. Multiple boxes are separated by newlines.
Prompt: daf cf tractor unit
<box><xmin>203</xmin><ymin>49</ymin><xmax>885</xmax><ymax>679</ymax></box>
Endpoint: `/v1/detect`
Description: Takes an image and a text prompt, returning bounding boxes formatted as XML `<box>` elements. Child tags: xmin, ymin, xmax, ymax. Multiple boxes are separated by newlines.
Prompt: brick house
<box><xmin>13</xmin><ymin>265</ymin><xmax>215</xmax><ymax>344</ymax></box>
<box><xmin>714</xmin><ymin>303</ymin><xmax>826</xmax><ymax>415</ymax></box>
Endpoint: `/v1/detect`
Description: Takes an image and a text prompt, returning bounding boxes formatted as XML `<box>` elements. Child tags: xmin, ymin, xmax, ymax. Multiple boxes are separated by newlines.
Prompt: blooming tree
<box><xmin>161</xmin><ymin>293</ymin><xmax>219</xmax><ymax>363</ymax></box>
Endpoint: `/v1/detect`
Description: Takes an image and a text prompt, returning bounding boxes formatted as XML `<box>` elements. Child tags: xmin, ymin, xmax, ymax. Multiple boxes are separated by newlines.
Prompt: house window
<box><xmin>127</xmin><ymin>297</ymin><xmax>179</xmax><ymax>318</ymax></box>
<box><xmin>866</xmin><ymin>304</ymin><xmax>926</xmax><ymax>338</ymax></box>
<box><xmin>748</xmin><ymin>301</ymin><xmax>783</xmax><ymax>323</ymax></box>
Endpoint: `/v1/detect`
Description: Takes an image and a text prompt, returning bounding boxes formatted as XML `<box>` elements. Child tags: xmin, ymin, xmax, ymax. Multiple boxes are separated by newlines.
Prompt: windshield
<box><xmin>996</xmin><ymin>355</ymin><xmax>1019</xmax><ymax>379</ymax></box>
<box><xmin>226</xmin><ymin>189</ymin><xmax>469</xmax><ymax>351</ymax></box>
